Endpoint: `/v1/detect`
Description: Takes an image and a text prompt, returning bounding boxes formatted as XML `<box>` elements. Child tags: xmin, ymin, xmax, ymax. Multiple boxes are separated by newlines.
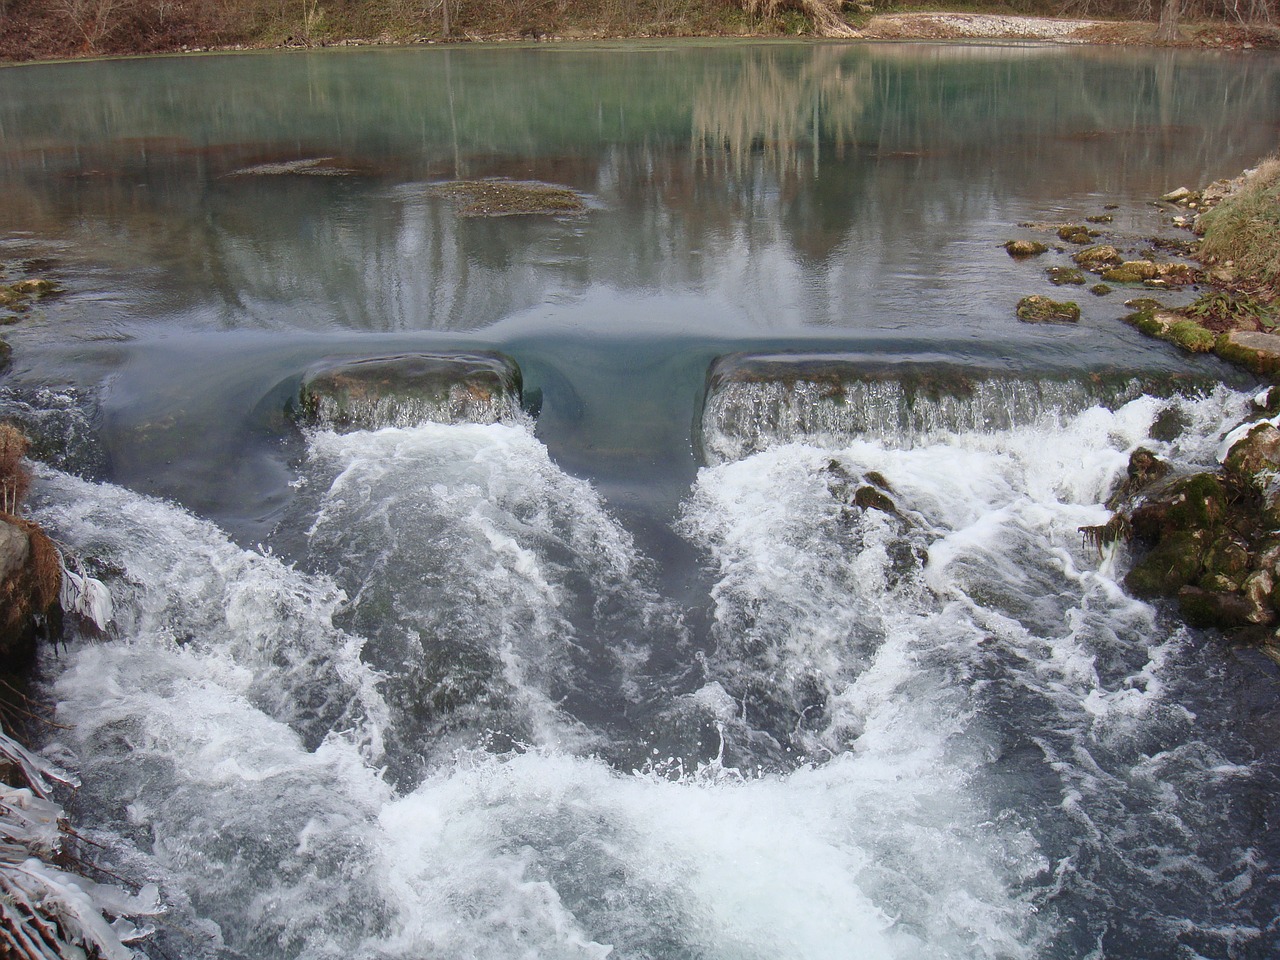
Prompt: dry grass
<box><xmin>1198</xmin><ymin>156</ymin><xmax>1280</xmax><ymax>300</ymax></box>
<box><xmin>0</xmin><ymin>424</ymin><xmax>31</xmax><ymax>518</ymax></box>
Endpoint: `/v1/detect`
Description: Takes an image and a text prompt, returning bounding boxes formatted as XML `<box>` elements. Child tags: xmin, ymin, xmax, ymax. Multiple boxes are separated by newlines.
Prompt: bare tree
<box><xmin>61</xmin><ymin>0</ymin><xmax>122</xmax><ymax>51</ymax></box>
<box><xmin>1155</xmin><ymin>0</ymin><xmax>1182</xmax><ymax>39</ymax></box>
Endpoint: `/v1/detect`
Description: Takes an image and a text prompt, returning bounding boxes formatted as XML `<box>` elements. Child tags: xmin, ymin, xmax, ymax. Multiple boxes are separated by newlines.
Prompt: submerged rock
<box><xmin>294</xmin><ymin>352</ymin><xmax>525</xmax><ymax>432</ymax></box>
<box><xmin>1047</xmin><ymin>266</ymin><xmax>1087</xmax><ymax>286</ymax></box>
<box><xmin>1056</xmin><ymin>224</ymin><xmax>1098</xmax><ymax>244</ymax></box>
<box><xmin>430</xmin><ymin>179</ymin><xmax>588</xmax><ymax>217</ymax></box>
<box><xmin>1016</xmin><ymin>295</ymin><xmax>1080</xmax><ymax>323</ymax></box>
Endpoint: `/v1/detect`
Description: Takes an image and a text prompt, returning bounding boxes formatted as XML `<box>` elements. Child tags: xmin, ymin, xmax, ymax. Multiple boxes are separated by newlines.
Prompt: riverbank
<box><xmin>1</xmin><ymin>2</ymin><xmax>1277</xmax><ymax>62</ymax></box>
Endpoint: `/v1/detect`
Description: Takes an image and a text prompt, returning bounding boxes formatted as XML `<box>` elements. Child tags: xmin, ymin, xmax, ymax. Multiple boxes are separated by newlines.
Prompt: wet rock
<box><xmin>1102</xmin><ymin>260</ymin><xmax>1160</xmax><ymax>284</ymax></box>
<box><xmin>1125</xmin><ymin>529</ymin><xmax>1208</xmax><ymax>597</ymax></box>
<box><xmin>1106</xmin><ymin>447</ymin><xmax>1171</xmax><ymax>510</ymax></box>
<box><xmin>853</xmin><ymin>485</ymin><xmax>897</xmax><ymax>515</ymax></box>
<box><xmin>1016</xmin><ymin>295</ymin><xmax>1080</xmax><ymax>323</ymax></box>
<box><xmin>1122</xmin><ymin>304</ymin><xmax>1215</xmax><ymax>354</ymax></box>
<box><xmin>0</xmin><ymin>338</ymin><xmax>10</xmax><ymax>374</ymax></box>
<box><xmin>294</xmin><ymin>352</ymin><xmax>525</xmax><ymax>432</ymax></box>
<box><xmin>1214</xmin><ymin>330</ymin><xmax>1280</xmax><ymax>379</ymax></box>
<box><xmin>1003</xmin><ymin>239</ymin><xmax>1048</xmax><ymax>258</ymax></box>
<box><xmin>1161</xmin><ymin>186</ymin><xmax>1195</xmax><ymax>203</ymax></box>
<box><xmin>1222</xmin><ymin>422</ymin><xmax>1280</xmax><ymax>484</ymax></box>
<box><xmin>1056</xmin><ymin>224</ymin><xmax>1098</xmax><ymax>245</ymax></box>
<box><xmin>430</xmin><ymin>179</ymin><xmax>587</xmax><ymax>217</ymax></box>
<box><xmin>1090</xmin><ymin>283</ymin><xmax>1112</xmax><ymax>297</ymax></box>
<box><xmin>1047</xmin><ymin>266</ymin><xmax>1086</xmax><ymax>286</ymax></box>
<box><xmin>1178</xmin><ymin>585</ymin><xmax>1271</xmax><ymax>628</ymax></box>
<box><xmin>1086</xmin><ymin>214</ymin><xmax>1114</xmax><ymax>224</ymax></box>
<box><xmin>1072</xmin><ymin>244</ymin><xmax>1122</xmax><ymax>272</ymax></box>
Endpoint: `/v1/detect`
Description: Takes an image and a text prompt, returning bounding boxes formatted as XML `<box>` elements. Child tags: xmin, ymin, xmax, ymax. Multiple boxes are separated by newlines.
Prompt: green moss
<box><xmin>1165</xmin><ymin>319</ymin><xmax>1216</xmax><ymax>353</ymax></box>
<box><xmin>1057</xmin><ymin>225</ymin><xmax>1098</xmax><ymax>244</ymax></box>
<box><xmin>1214</xmin><ymin>333</ymin><xmax>1280</xmax><ymax>379</ymax></box>
<box><xmin>1072</xmin><ymin>244</ymin><xmax>1122</xmax><ymax>272</ymax></box>
<box><xmin>1086</xmin><ymin>214</ymin><xmax>1114</xmax><ymax>224</ymax></box>
<box><xmin>1102</xmin><ymin>261</ymin><xmax>1159</xmax><ymax>284</ymax></box>
<box><xmin>1124</xmin><ymin>529</ymin><xmax>1206</xmax><ymax>597</ymax></box>
<box><xmin>1004</xmin><ymin>239</ymin><xmax>1048</xmax><ymax>258</ymax></box>
<box><xmin>1016</xmin><ymin>295</ymin><xmax>1080</xmax><ymax>323</ymax></box>
<box><xmin>1090</xmin><ymin>283</ymin><xmax>1112</xmax><ymax>296</ymax></box>
<box><xmin>1047</xmin><ymin>266</ymin><xmax>1086</xmax><ymax>286</ymax></box>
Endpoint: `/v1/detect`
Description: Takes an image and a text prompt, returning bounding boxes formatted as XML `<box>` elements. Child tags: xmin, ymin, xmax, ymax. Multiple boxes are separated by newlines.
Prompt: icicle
<box><xmin>57</xmin><ymin>554</ymin><xmax>113</xmax><ymax>635</ymax></box>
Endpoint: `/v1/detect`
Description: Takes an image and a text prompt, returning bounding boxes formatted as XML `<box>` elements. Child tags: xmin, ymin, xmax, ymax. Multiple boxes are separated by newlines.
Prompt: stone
<box><xmin>1177</xmin><ymin>586</ymin><xmax>1266</xmax><ymax>629</ymax></box>
<box><xmin>1125</xmin><ymin>529</ymin><xmax>1207</xmax><ymax>597</ymax></box>
<box><xmin>1004</xmin><ymin>239</ymin><xmax>1048</xmax><ymax>258</ymax></box>
<box><xmin>1072</xmin><ymin>244</ymin><xmax>1122</xmax><ymax>272</ymax></box>
<box><xmin>1161</xmin><ymin>187</ymin><xmax>1194</xmax><ymax>203</ymax></box>
<box><xmin>1214</xmin><ymin>330</ymin><xmax>1280</xmax><ymax>379</ymax></box>
<box><xmin>1222</xmin><ymin>422</ymin><xmax>1280</xmax><ymax>484</ymax></box>
<box><xmin>294</xmin><ymin>352</ymin><xmax>524</xmax><ymax>432</ymax></box>
<box><xmin>1047</xmin><ymin>267</ymin><xmax>1086</xmax><ymax>286</ymax></box>
<box><xmin>1102</xmin><ymin>260</ymin><xmax>1160</xmax><ymax>283</ymax></box>
<box><xmin>1057</xmin><ymin>225</ymin><xmax>1098</xmax><ymax>244</ymax></box>
<box><xmin>1016</xmin><ymin>295</ymin><xmax>1080</xmax><ymax>323</ymax></box>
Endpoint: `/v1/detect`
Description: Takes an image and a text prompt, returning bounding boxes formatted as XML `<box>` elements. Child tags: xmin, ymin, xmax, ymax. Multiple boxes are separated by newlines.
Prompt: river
<box><xmin>1</xmin><ymin>39</ymin><xmax>1279</xmax><ymax>958</ymax></box>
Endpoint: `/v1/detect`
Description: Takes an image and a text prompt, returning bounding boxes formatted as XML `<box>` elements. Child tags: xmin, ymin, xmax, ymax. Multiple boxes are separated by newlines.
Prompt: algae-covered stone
<box><xmin>1222</xmin><ymin>422</ymin><xmax>1280</xmax><ymax>484</ymax></box>
<box><xmin>1165</xmin><ymin>320</ymin><xmax>1216</xmax><ymax>353</ymax></box>
<box><xmin>1056</xmin><ymin>225</ymin><xmax>1098</xmax><ymax>245</ymax></box>
<box><xmin>1004</xmin><ymin>239</ymin><xmax>1048</xmax><ymax>259</ymax></box>
<box><xmin>1102</xmin><ymin>260</ymin><xmax>1160</xmax><ymax>284</ymax></box>
<box><xmin>1129</xmin><ymin>472</ymin><xmax>1227</xmax><ymax>542</ymax></box>
<box><xmin>1016</xmin><ymin>296</ymin><xmax>1080</xmax><ymax>323</ymax></box>
<box><xmin>295</xmin><ymin>352</ymin><xmax>524</xmax><ymax>432</ymax></box>
<box><xmin>1214</xmin><ymin>330</ymin><xmax>1280</xmax><ymax>379</ymax></box>
<box><xmin>1177</xmin><ymin>585</ymin><xmax>1266</xmax><ymax>629</ymax></box>
<box><xmin>1086</xmin><ymin>214</ymin><xmax>1114</xmax><ymax>224</ymax></box>
<box><xmin>1072</xmin><ymin>245</ymin><xmax>1122</xmax><ymax>272</ymax></box>
<box><xmin>1047</xmin><ymin>267</ymin><xmax>1086</xmax><ymax>286</ymax></box>
<box><xmin>1090</xmin><ymin>283</ymin><xmax>1112</xmax><ymax>297</ymax></box>
<box><xmin>1125</xmin><ymin>529</ymin><xmax>1207</xmax><ymax>597</ymax></box>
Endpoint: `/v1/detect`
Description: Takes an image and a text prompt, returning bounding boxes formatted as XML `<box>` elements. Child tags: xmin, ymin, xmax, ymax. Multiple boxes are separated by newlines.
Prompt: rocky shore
<box><xmin>1009</xmin><ymin>156</ymin><xmax>1280</xmax><ymax>662</ymax></box>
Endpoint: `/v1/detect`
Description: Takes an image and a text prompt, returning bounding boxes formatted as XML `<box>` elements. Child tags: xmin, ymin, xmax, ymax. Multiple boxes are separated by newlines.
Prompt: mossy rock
<box><xmin>0</xmin><ymin>339</ymin><xmax>10</xmax><ymax>374</ymax></box>
<box><xmin>1072</xmin><ymin>244</ymin><xmax>1122</xmax><ymax>271</ymax></box>
<box><xmin>1086</xmin><ymin>214</ymin><xmax>1114</xmax><ymax>224</ymax></box>
<box><xmin>1056</xmin><ymin>225</ymin><xmax>1098</xmax><ymax>244</ymax></box>
<box><xmin>1102</xmin><ymin>260</ymin><xmax>1160</xmax><ymax>284</ymax></box>
<box><xmin>1016</xmin><ymin>295</ymin><xmax>1080</xmax><ymax>323</ymax></box>
<box><xmin>1214</xmin><ymin>331</ymin><xmax>1280</xmax><ymax>380</ymax></box>
<box><xmin>1004</xmin><ymin>239</ymin><xmax>1048</xmax><ymax>258</ymax></box>
<box><xmin>1090</xmin><ymin>283</ymin><xmax>1112</xmax><ymax>297</ymax></box>
<box><xmin>1165</xmin><ymin>320</ymin><xmax>1216</xmax><ymax>353</ymax></box>
<box><xmin>1129</xmin><ymin>472</ymin><xmax>1228</xmax><ymax>542</ymax></box>
<box><xmin>1222</xmin><ymin>422</ymin><xmax>1280</xmax><ymax>485</ymax></box>
<box><xmin>1124</xmin><ymin>529</ymin><xmax>1207</xmax><ymax>597</ymax></box>
<box><xmin>1177</xmin><ymin>585</ymin><xmax>1267</xmax><ymax>629</ymax></box>
<box><xmin>1047</xmin><ymin>267</ymin><xmax>1086</xmax><ymax>286</ymax></box>
<box><xmin>1201</xmin><ymin>535</ymin><xmax>1252</xmax><ymax>582</ymax></box>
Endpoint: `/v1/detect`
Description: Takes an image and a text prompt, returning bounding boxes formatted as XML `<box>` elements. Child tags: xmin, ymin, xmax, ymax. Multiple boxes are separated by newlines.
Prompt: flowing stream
<box><xmin>2</xmin><ymin>40</ymin><xmax>1280</xmax><ymax>959</ymax></box>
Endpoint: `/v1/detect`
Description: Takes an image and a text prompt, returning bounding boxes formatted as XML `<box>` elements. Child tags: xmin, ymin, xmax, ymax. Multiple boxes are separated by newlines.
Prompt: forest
<box><xmin>0</xmin><ymin>0</ymin><xmax>1276</xmax><ymax>60</ymax></box>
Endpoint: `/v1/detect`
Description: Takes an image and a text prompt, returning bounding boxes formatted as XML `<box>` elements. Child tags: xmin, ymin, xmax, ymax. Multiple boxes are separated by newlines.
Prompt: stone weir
<box><xmin>292</xmin><ymin>352</ymin><xmax>524</xmax><ymax>433</ymax></box>
<box><xmin>697</xmin><ymin>352</ymin><xmax>1220</xmax><ymax>465</ymax></box>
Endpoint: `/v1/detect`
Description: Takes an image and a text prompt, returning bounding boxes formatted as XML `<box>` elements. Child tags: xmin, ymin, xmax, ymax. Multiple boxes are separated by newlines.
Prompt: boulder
<box><xmin>294</xmin><ymin>352</ymin><xmax>524</xmax><ymax>432</ymax></box>
<box><xmin>1004</xmin><ymin>239</ymin><xmax>1047</xmax><ymax>258</ymax></box>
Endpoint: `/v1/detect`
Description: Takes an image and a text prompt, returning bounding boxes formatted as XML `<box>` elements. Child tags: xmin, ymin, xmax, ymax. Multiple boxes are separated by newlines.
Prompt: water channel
<box><xmin>2</xmin><ymin>39</ymin><xmax>1280</xmax><ymax>958</ymax></box>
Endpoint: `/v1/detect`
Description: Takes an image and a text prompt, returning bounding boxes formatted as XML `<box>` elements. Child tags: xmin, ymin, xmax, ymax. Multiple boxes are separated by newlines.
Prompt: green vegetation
<box><xmin>1016</xmin><ymin>295</ymin><xmax>1080</xmax><ymax>323</ymax></box>
<box><xmin>431</xmin><ymin>179</ymin><xmax>588</xmax><ymax>217</ymax></box>
<box><xmin>1197</xmin><ymin>156</ymin><xmax>1280</xmax><ymax>302</ymax></box>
